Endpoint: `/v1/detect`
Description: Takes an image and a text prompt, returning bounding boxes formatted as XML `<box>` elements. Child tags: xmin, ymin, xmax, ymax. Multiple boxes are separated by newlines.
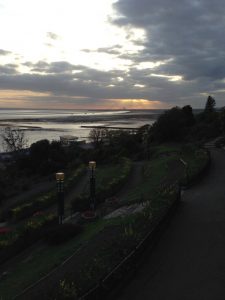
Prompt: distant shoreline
<box><xmin>0</xmin><ymin>112</ymin><xmax>161</xmax><ymax>124</ymax></box>
<box><xmin>0</xmin><ymin>110</ymin><xmax>161</xmax><ymax>152</ymax></box>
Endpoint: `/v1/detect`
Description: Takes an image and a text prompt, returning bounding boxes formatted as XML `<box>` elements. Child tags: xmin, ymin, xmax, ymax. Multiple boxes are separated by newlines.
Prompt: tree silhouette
<box><xmin>1</xmin><ymin>127</ymin><xmax>27</xmax><ymax>152</ymax></box>
<box><xmin>182</xmin><ymin>105</ymin><xmax>195</xmax><ymax>126</ymax></box>
<box><xmin>204</xmin><ymin>96</ymin><xmax>216</xmax><ymax>113</ymax></box>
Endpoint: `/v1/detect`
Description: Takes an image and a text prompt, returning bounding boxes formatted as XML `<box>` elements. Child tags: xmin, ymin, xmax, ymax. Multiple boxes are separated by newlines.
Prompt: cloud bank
<box><xmin>112</xmin><ymin>0</ymin><xmax>225</xmax><ymax>106</ymax></box>
<box><xmin>0</xmin><ymin>0</ymin><xmax>225</xmax><ymax>108</ymax></box>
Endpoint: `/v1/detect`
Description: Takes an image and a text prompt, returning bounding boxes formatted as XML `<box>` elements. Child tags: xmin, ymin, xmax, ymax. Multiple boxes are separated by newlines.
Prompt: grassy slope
<box><xmin>0</xmin><ymin>144</ymin><xmax>209</xmax><ymax>299</ymax></box>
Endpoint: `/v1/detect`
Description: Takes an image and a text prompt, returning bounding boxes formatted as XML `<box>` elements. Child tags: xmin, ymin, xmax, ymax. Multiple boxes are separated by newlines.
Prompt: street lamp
<box><xmin>56</xmin><ymin>172</ymin><xmax>65</xmax><ymax>225</ymax></box>
<box><xmin>89</xmin><ymin>161</ymin><xmax>96</xmax><ymax>210</ymax></box>
<box><xmin>180</xmin><ymin>158</ymin><xmax>189</xmax><ymax>185</ymax></box>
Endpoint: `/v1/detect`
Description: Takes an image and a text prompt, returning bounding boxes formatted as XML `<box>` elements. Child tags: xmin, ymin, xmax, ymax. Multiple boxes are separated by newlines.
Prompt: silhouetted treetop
<box><xmin>204</xmin><ymin>96</ymin><xmax>216</xmax><ymax>113</ymax></box>
<box><xmin>150</xmin><ymin>106</ymin><xmax>194</xmax><ymax>142</ymax></box>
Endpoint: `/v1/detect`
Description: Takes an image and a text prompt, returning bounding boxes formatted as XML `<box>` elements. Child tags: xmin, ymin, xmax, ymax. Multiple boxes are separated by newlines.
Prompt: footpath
<box><xmin>115</xmin><ymin>148</ymin><xmax>225</xmax><ymax>300</ymax></box>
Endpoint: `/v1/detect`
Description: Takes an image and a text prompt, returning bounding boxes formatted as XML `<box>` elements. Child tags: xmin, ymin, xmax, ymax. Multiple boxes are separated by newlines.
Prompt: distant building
<box><xmin>60</xmin><ymin>135</ymin><xmax>78</xmax><ymax>146</ymax></box>
<box><xmin>60</xmin><ymin>135</ymin><xmax>86</xmax><ymax>147</ymax></box>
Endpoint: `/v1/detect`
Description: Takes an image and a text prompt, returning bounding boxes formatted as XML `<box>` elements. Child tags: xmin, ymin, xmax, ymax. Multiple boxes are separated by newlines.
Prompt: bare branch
<box><xmin>1</xmin><ymin>127</ymin><xmax>28</xmax><ymax>152</ymax></box>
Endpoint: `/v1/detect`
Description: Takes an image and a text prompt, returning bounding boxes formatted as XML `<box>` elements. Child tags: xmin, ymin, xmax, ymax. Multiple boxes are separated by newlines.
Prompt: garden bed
<box><xmin>0</xmin><ymin>144</ymin><xmax>210</xmax><ymax>300</ymax></box>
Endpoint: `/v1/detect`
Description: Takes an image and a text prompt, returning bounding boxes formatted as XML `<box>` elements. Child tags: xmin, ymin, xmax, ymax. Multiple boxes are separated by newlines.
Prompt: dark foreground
<box><xmin>114</xmin><ymin>148</ymin><xmax>225</xmax><ymax>300</ymax></box>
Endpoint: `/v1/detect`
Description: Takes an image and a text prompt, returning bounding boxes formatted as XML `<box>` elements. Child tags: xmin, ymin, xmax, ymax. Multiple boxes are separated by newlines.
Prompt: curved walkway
<box><xmin>115</xmin><ymin>148</ymin><xmax>225</xmax><ymax>300</ymax></box>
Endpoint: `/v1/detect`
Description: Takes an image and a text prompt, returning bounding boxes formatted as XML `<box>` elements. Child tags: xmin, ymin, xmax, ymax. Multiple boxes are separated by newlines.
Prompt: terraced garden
<box><xmin>0</xmin><ymin>143</ymin><xmax>210</xmax><ymax>300</ymax></box>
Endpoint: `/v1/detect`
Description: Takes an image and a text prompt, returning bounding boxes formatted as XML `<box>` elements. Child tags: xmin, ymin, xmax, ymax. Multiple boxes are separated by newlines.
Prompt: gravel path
<box><xmin>115</xmin><ymin>148</ymin><xmax>225</xmax><ymax>300</ymax></box>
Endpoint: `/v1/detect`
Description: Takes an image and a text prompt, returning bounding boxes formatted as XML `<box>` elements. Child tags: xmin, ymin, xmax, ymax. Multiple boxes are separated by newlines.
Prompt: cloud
<box><xmin>82</xmin><ymin>45</ymin><xmax>123</xmax><ymax>55</ymax></box>
<box><xmin>0</xmin><ymin>62</ymin><xmax>199</xmax><ymax>102</ymax></box>
<box><xmin>0</xmin><ymin>56</ymin><xmax>224</xmax><ymax>108</ymax></box>
<box><xmin>111</xmin><ymin>0</ymin><xmax>225</xmax><ymax>105</ymax></box>
<box><xmin>1</xmin><ymin>0</ymin><xmax>225</xmax><ymax>109</ymax></box>
<box><xmin>0</xmin><ymin>64</ymin><xmax>18</xmax><ymax>75</ymax></box>
<box><xmin>46</xmin><ymin>32</ymin><xmax>60</xmax><ymax>40</ymax></box>
<box><xmin>45</xmin><ymin>32</ymin><xmax>60</xmax><ymax>47</ymax></box>
<box><xmin>0</xmin><ymin>49</ymin><xmax>11</xmax><ymax>56</ymax></box>
<box><xmin>29</xmin><ymin>61</ymin><xmax>80</xmax><ymax>74</ymax></box>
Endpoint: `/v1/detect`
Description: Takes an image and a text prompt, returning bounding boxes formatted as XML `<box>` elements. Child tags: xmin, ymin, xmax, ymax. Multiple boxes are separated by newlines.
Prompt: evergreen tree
<box><xmin>204</xmin><ymin>96</ymin><xmax>216</xmax><ymax>113</ymax></box>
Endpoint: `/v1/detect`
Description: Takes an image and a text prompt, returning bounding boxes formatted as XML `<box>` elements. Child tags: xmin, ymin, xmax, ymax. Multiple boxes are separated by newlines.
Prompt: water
<box><xmin>0</xmin><ymin>109</ymin><xmax>163</xmax><ymax>152</ymax></box>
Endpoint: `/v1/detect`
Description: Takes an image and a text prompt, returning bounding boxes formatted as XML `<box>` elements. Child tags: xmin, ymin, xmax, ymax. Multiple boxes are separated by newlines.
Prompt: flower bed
<box><xmin>0</xmin><ymin>227</ymin><xmax>11</xmax><ymax>234</ymax></box>
<box><xmin>16</xmin><ymin>184</ymin><xmax>180</xmax><ymax>300</ymax></box>
<box><xmin>0</xmin><ymin>144</ymin><xmax>211</xmax><ymax>299</ymax></box>
<box><xmin>81</xmin><ymin>210</ymin><xmax>97</xmax><ymax>221</ymax></box>
<box><xmin>0</xmin><ymin>213</ymin><xmax>57</xmax><ymax>264</ymax></box>
<box><xmin>8</xmin><ymin>165</ymin><xmax>86</xmax><ymax>222</ymax></box>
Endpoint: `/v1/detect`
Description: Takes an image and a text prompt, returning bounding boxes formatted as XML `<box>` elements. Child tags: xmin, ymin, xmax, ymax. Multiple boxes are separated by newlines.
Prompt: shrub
<box><xmin>44</xmin><ymin>223</ymin><xmax>83</xmax><ymax>245</ymax></box>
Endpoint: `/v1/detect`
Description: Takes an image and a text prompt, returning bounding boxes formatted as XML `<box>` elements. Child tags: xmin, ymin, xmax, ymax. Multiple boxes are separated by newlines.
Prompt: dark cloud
<box><xmin>0</xmin><ymin>56</ymin><xmax>224</xmax><ymax>107</ymax></box>
<box><xmin>31</xmin><ymin>61</ymin><xmax>77</xmax><ymax>73</ymax></box>
<box><xmin>22</xmin><ymin>61</ymin><xmax>86</xmax><ymax>74</ymax></box>
<box><xmin>0</xmin><ymin>64</ymin><xmax>147</xmax><ymax>100</ymax></box>
<box><xmin>111</xmin><ymin>0</ymin><xmax>225</xmax><ymax>105</ymax></box>
<box><xmin>0</xmin><ymin>62</ymin><xmax>206</xmax><ymax>105</ymax></box>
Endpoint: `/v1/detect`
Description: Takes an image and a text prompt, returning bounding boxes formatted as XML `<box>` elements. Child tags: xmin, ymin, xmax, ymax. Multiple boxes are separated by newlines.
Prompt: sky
<box><xmin>0</xmin><ymin>0</ymin><xmax>224</xmax><ymax>109</ymax></box>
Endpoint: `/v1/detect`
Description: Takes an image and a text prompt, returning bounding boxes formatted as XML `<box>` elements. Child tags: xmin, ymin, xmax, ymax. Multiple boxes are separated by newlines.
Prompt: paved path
<box><xmin>115</xmin><ymin>148</ymin><xmax>225</xmax><ymax>300</ymax></box>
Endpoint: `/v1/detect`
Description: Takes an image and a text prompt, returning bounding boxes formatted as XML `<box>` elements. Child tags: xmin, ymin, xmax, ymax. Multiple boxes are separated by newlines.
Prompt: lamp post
<box><xmin>56</xmin><ymin>172</ymin><xmax>65</xmax><ymax>225</ymax></box>
<box><xmin>180</xmin><ymin>158</ymin><xmax>188</xmax><ymax>185</ymax></box>
<box><xmin>89</xmin><ymin>161</ymin><xmax>96</xmax><ymax>210</ymax></box>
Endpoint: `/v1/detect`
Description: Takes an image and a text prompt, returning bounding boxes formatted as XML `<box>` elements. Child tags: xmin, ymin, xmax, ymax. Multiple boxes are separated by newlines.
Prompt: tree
<box><xmin>150</xmin><ymin>107</ymin><xmax>187</xmax><ymax>142</ymax></box>
<box><xmin>1</xmin><ymin>127</ymin><xmax>27</xmax><ymax>152</ymax></box>
<box><xmin>182</xmin><ymin>105</ymin><xmax>195</xmax><ymax>126</ymax></box>
<box><xmin>88</xmin><ymin>128</ymin><xmax>106</xmax><ymax>147</ymax></box>
<box><xmin>204</xmin><ymin>96</ymin><xmax>216</xmax><ymax>113</ymax></box>
<box><xmin>30</xmin><ymin>139</ymin><xmax>50</xmax><ymax>162</ymax></box>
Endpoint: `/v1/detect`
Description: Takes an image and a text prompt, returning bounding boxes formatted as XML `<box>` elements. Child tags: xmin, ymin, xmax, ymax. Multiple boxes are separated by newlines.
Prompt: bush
<box><xmin>44</xmin><ymin>223</ymin><xmax>83</xmax><ymax>245</ymax></box>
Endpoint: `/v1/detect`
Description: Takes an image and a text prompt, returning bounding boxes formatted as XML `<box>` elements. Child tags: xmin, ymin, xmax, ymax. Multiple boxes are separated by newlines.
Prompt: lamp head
<box><xmin>89</xmin><ymin>161</ymin><xmax>96</xmax><ymax>169</ymax></box>
<box><xmin>56</xmin><ymin>172</ymin><xmax>65</xmax><ymax>181</ymax></box>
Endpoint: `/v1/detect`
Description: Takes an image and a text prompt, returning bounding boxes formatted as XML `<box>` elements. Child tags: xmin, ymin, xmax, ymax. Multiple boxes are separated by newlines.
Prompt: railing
<box><xmin>79</xmin><ymin>184</ymin><xmax>181</xmax><ymax>300</ymax></box>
